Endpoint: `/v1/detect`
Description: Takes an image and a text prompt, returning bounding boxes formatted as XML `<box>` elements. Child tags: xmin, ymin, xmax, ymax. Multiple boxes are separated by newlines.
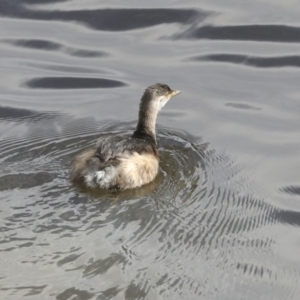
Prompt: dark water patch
<box><xmin>66</xmin><ymin>49</ymin><xmax>107</xmax><ymax>58</ymax></box>
<box><xmin>3</xmin><ymin>39</ymin><xmax>108</xmax><ymax>58</ymax></box>
<box><xmin>9</xmin><ymin>39</ymin><xmax>61</xmax><ymax>50</ymax></box>
<box><xmin>56</xmin><ymin>288</ymin><xmax>94</xmax><ymax>300</ymax></box>
<box><xmin>82</xmin><ymin>253</ymin><xmax>126</xmax><ymax>278</ymax></box>
<box><xmin>100</xmin><ymin>286</ymin><xmax>122</xmax><ymax>299</ymax></box>
<box><xmin>0</xmin><ymin>105</ymin><xmax>58</xmax><ymax>123</ymax></box>
<box><xmin>281</xmin><ymin>186</ymin><xmax>300</xmax><ymax>196</ymax></box>
<box><xmin>226</xmin><ymin>103</ymin><xmax>261</xmax><ymax>110</ymax></box>
<box><xmin>0</xmin><ymin>285</ymin><xmax>47</xmax><ymax>297</ymax></box>
<box><xmin>0</xmin><ymin>172</ymin><xmax>55</xmax><ymax>191</ymax></box>
<box><xmin>125</xmin><ymin>282</ymin><xmax>149</xmax><ymax>300</ymax></box>
<box><xmin>0</xmin><ymin>2</ymin><xmax>207</xmax><ymax>31</ymax></box>
<box><xmin>276</xmin><ymin>209</ymin><xmax>300</xmax><ymax>227</ymax></box>
<box><xmin>179</xmin><ymin>25</ymin><xmax>300</xmax><ymax>43</ymax></box>
<box><xmin>57</xmin><ymin>253</ymin><xmax>84</xmax><ymax>266</ymax></box>
<box><xmin>192</xmin><ymin>54</ymin><xmax>300</xmax><ymax>68</ymax></box>
<box><xmin>25</xmin><ymin>77</ymin><xmax>126</xmax><ymax>89</ymax></box>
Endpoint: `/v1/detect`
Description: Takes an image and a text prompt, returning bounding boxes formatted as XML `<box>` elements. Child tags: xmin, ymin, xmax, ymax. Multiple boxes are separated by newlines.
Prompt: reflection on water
<box><xmin>1</xmin><ymin>0</ymin><xmax>300</xmax><ymax>299</ymax></box>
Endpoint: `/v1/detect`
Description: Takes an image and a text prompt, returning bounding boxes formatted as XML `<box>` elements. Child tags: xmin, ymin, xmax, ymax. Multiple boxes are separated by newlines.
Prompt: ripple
<box><xmin>3</xmin><ymin>39</ymin><xmax>108</xmax><ymax>58</ymax></box>
<box><xmin>0</xmin><ymin>3</ymin><xmax>208</xmax><ymax>32</ymax></box>
<box><xmin>178</xmin><ymin>25</ymin><xmax>300</xmax><ymax>43</ymax></box>
<box><xmin>0</xmin><ymin>172</ymin><xmax>55</xmax><ymax>191</ymax></box>
<box><xmin>9</xmin><ymin>39</ymin><xmax>60</xmax><ymax>50</ymax></box>
<box><xmin>56</xmin><ymin>288</ymin><xmax>94</xmax><ymax>300</ymax></box>
<box><xmin>225</xmin><ymin>103</ymin><xmax>261</xmax><ymax>110</ymax></box>
<box><xmin>1</xmin><ymin>1</ymin><xmax>300</xmax><ymax>298</ymax></box>
<box><xmin>25</xmin><ymin>77</ymin><xmax>126</xmax><ymax>89</ymax></box>
<box><xmin>152</xmin><ymin>130</ymin><xmax>207</xmax><ymax>209</ymax></box>
<box><xmin>81</xmin><ymin>253</ymin><xmax>126</xmax><ymax>278</ymax></box>
<box><xmin>281</xmin><ymin>185</ymin><xmax>300</xmax><ymax>196</ymax></box>
<box><xmin>0</xmin><ymin>117</ymin><xmax>299</xmax><ymax>299</ymax></box>
<box><xmin>191</xmin><ymin>54</ymin><xmax>300</xmax><ymax>68</ymax></box>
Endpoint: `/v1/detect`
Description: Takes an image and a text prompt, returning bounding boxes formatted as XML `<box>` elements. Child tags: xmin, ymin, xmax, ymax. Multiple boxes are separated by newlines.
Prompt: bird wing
<box><xmin>95</xmin><ymin>135</ymin><xmax>156</xmax><ymax>163</ymax></box>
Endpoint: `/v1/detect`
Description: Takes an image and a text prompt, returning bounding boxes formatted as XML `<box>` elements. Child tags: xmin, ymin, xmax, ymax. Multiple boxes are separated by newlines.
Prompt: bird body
<box><xmin>70</xmin><ymin>83</ymin><xmax>180</xmax><ymax>190</ymax></box>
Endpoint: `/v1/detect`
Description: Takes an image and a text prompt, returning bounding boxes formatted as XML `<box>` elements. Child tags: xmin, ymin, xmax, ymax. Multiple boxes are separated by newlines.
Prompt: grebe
<box><xmin>70</xmin><ymin>83</ymin><xmax>181</xmax><ymax>190</ymax></box>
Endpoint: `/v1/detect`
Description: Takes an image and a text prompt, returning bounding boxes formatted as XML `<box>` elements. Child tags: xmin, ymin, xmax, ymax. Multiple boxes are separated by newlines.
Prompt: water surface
<box><xmin>1</xmin><ymin>1</ymin><xmax>300</xmax><ymax>299</ymax></box>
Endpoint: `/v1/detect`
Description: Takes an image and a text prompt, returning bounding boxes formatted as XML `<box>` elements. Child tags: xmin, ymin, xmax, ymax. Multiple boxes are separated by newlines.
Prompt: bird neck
<box><xmin>134</xmin><ymin>97</ymin><xmax>159</xmax><ymax>143</ymax></box>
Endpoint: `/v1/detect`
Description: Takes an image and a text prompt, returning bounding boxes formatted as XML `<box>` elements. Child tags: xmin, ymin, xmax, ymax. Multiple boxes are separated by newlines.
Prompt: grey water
<box><xmin>0</xmin><ymin>0</ymin><xmax>300</xmax><ymax>299</ymax></box>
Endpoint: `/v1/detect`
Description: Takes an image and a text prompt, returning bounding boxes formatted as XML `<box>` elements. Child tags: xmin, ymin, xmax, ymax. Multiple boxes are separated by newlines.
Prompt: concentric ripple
<box><xmin>152</xmin><ymin>130</ymin><xmax>207</xmax><ymax>208</ymax></box>
<box><xmin>1</xmin><ymin>0</ymin><xmax>300</xmax><ymax>298</ymax></box>
<box><xmin>1</xmin><ymin>116</ymin><xmax>298</xmax><ymax>299</ymax></box>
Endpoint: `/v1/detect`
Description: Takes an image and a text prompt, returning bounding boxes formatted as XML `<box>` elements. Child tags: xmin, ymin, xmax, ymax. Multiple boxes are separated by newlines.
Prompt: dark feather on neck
<box><xmin>134</xmin><ymin>91</ymin><xmax>158</xmax><ymax>144</ymax></box>
<box><xmin>132</xmin><ymin>129</ymin><xmax>157</xmax><ymax>145</ymax></box>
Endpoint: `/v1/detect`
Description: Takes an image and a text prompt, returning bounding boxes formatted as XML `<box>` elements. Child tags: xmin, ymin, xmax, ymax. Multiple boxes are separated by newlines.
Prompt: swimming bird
<box><xmin>70</xmin><ymin>83</ymin><xmax>181</xmax><ymax>190</ymax></box>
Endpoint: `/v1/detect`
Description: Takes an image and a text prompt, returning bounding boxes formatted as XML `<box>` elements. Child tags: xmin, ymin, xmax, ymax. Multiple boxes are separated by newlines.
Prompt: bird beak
<box><xmin>169</xmin><ymin>90</ymin><xmax>181</xmax><ymax>98</ymax></box>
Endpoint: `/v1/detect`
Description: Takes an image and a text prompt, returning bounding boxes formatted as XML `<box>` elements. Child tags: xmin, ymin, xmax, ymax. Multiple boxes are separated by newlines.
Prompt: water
<box><xmin>1</xmin><ymin>1</ymin><xmax>300</xmax><ymax>299</ymax></box>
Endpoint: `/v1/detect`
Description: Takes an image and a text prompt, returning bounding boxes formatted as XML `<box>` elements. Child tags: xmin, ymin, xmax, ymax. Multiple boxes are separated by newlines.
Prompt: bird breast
<box><xmin>117</xmin><ymin>152</ymin><xmax>159</xmax><ymax>189</ymax></box>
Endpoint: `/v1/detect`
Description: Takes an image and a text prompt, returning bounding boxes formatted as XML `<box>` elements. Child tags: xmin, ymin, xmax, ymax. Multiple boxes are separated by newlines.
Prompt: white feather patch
<box><xmin>84</xmin><ymin>167</ymin><xmax>118</xmax><ymax>188</ymax></box>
